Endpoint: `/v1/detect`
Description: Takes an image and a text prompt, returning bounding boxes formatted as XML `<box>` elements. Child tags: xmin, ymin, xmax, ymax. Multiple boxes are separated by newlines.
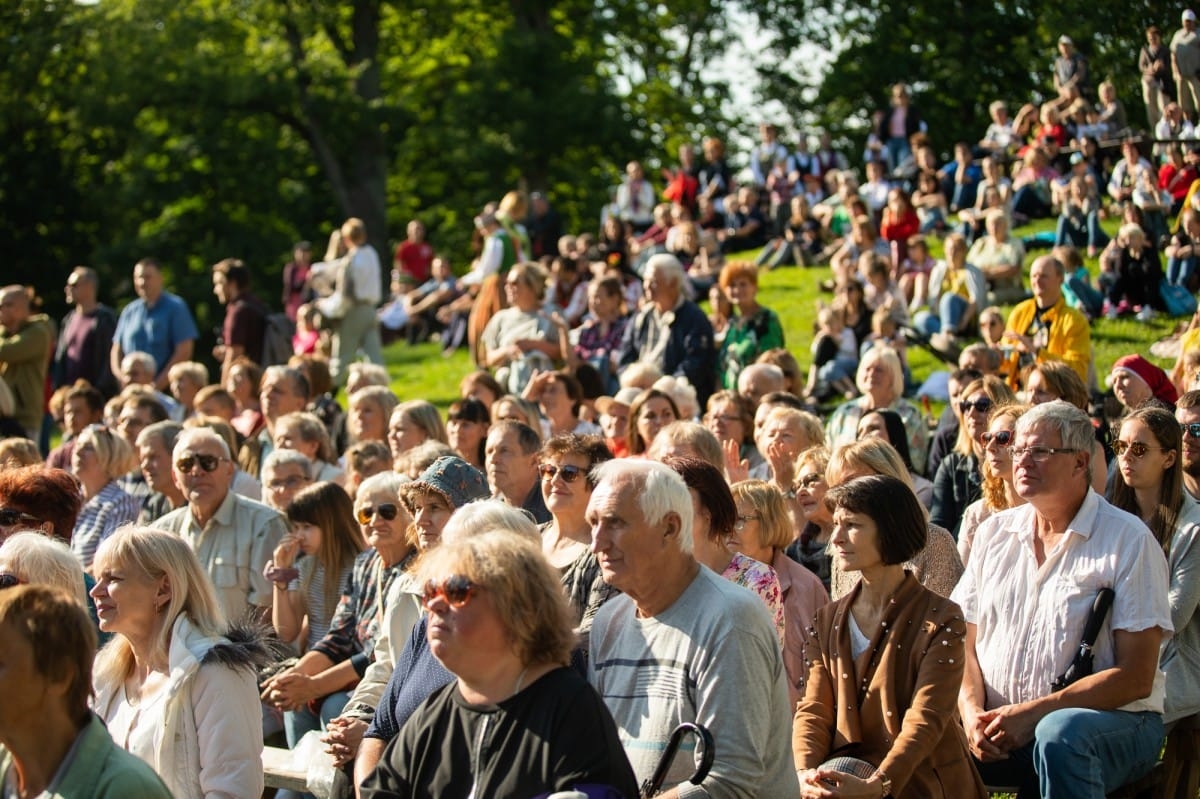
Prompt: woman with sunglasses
<box><xmin>0</xmin><ymin>466</ymin><xmax>82</xmax><ymax>545</ymax></box>
<box><xmin>1106</xmin><ymin>406</ymin><xmax>1200</xmax><ymax>728</ymax></box>
<box><xmin>729</xmin><ymin>480</ymin><xmax>829</xmax><ymax>704</ymax></box>
<box><xmin>794</xmin><ymin>475</ymin><xmax>987</xmax><ymax>799</ymax></box>
<box><xmin>91</xmin><ymin>527</ymin><xmax>273</xmax><ymax>799</ymax></box>
<box><xmin>261</xmin><ymin>472</ymin><xmax>415</xmax><ymax>749</ymax></box>
<box><xmin>957</xmin><ymin>405</ymin><xmax>1030</xmax><ymax>567</ymax></box>
<box><xmin>667</xmin><ymin>456</ymin><xmax>785</xmax><ymax>643</ymax></box>
<box><xmin>69</xmin><ymin>424</ymin><xmax>140</xmax><ymax>572</ymax></box>
<box><xmin>537</xmin><ymin>434</ymin><xmax>617</xmax><ymax>646</ymax></box>
<box><xmin>360</xmin><ymin>528</ymin><xmax>639</xmax><ymax>799</ymax></box>
<box><xmin>931</xmin><ymin>375</ymin><xmax>1016</xmax><ymax>540</ymax></box>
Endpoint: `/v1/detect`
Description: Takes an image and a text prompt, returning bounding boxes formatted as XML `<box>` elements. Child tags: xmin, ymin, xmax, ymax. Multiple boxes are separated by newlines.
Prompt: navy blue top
<box><xmin>365</xmin><ymin>616</ymin><xmax>454</xmax><ymax>741</ymax></box>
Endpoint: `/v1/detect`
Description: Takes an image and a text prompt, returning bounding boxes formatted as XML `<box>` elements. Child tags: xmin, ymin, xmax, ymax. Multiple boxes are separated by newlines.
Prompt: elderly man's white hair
<box><xmin>441</xmin><ymin>499</ymin><xmax>539</xmax><ymax>544</ymax></box>
<box><xmin>261</xmin><ymin>448</ymin><xmax>314</xmax><ymax>480</ymax></box>
<box><xmin>590</xmin><ymin>459</ymin><xmax>695</xmax><ymax>553</ymax></box>
<box><xmin>1015</xmin><ymin>400</ymin><xmax>1094</xmax><ymax>484</ymax></box>
<box><xmin>644</xmin><ymin>253</ymin><xmax>693</xmax><ymax>300</ymax></box>
<box><xmin>737</xmin><ymin>363</ymin><xmax>785</xmax><ymax>395</ymax></box>
<box><xmin>172</xmin><ymin>426</ymin><xmax>231</xmax><ymax>460</ymax></box>
<box><xmin>121</xmin><ymin>351</ymin><xmax>157</xmax><ymax>376</ymax></box>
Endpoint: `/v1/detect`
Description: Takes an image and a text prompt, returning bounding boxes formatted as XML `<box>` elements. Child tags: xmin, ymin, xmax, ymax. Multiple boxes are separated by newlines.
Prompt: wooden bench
<box><xmin>986</xmin><ymin>761</ymin><xmax>1165</xmax><ymax>798</ymax></box>
<box><xmin>263</xmin><ymin>745</ymin><xmax>308</xmax><ymax>793</ymax></box>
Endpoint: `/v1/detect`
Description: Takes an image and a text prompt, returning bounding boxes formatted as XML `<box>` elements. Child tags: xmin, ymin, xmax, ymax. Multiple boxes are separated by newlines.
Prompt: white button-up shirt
<box><xmin>952</xmin><ymin>489</ymin><xmax>1172</xmax><ymax>713</ymax></box>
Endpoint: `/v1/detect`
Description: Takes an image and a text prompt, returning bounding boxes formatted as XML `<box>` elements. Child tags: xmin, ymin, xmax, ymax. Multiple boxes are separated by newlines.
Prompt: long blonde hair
<box><xmin>92</xmin><ymin>527</ymin><xmax>226</xmax><ymax>685</ymax></box>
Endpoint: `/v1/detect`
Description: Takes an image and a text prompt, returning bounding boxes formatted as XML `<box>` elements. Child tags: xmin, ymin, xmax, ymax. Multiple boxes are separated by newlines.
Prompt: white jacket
<box><xmin>94</xmin><ymin>616</ymin><xmax>265</xmax><ymax>799</ymax></box>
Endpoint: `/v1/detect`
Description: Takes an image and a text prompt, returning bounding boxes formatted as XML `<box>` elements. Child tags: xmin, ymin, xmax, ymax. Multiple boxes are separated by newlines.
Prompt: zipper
<box><xmin>467</xmin><ymin>715</ymin><xmax>491</xmax><ymax>799</ymax></box>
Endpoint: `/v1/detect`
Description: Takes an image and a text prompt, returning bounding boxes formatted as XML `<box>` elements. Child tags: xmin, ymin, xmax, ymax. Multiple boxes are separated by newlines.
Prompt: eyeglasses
<box><xmin>537</xmin><ymin>464</ymin><xmax>585</xmax><ymax>483</ymax></box>
<box><xmin>980</xmin><ymin>430</ymin><xmax>1014</xmax><ymax>448</ymax></box>
<box><xmin>706</xmin><ymin>414</ymin><xmax>741</xmax><ymax>425</ymax></box>
<box><xmin>959</xmin><ymin>398</ymin><xmax>994</xmax><ymax>414</ymax></box>
<box><xmin>1181</xmin><ymin>423</ymin><xmax>1200</xmax><ymax>439</ymax></box>
<box><xmin>175</xmin><ymin>454</ymin><xmax>228</xmax><ymax>473</ymax></box>
<box><xmin>734</xmin><ymin>514</ymin><xmax>759</xmax><ymax>530</ymax></box>
<box><xmin>422</xmin><ymin>574</ymin><xmax>475</xmax><ymax>609</ymax></box>
<box><xmin>267</xmin><ymin>475</ymin><xmax>310</xmax><ymax>492</ymax></box>
<box><xmin>0</xmin><ymin>573</ymin><xmax>23</xmax><ymax>590</ymax></box>
<box><xmin>356</xmin><ymin>503</ymin><xmax>400</xmax><ymax>525</ymax></box>
<box><xmin>795</xmin><ymin>473</ymin><xmax>825</xmax><ymax>491</ymax></box>
<box><xmin>1112</xmin><ymin>440</ymin><xmax>1169</xmax><ymax>458</ymax></box>
<box><xmin>1010</xmin><ymin>446</ymin><xmax>1079</xmax><ymax>462</ymax></box>
<box><xmin>0</xmin><ymin>508</ymin><xmax>40</xmax><ymax>527</ymax></box>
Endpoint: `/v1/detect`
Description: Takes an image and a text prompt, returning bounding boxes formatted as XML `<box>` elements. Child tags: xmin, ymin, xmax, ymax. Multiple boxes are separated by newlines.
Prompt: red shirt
<box><xmin>1160</xmin><ymin>163</ymin><xmax>1198</xmax><ymax>201</ymax></box>
<box><xmin>880</xmin><ymin>208</ymin><xmax>920</xmax><ymax>242</ymax></box>
<box><xmin>394</xmin><ymin>241</ymin><xmax>434</xmax><ymax>283</ymax></box>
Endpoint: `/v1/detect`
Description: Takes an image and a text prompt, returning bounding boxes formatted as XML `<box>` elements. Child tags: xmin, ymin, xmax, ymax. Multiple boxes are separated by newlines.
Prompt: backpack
<box><xmin>261</xmin><ymin>312</ymin><xmax>296</xmax><ymax>366</ymax></box>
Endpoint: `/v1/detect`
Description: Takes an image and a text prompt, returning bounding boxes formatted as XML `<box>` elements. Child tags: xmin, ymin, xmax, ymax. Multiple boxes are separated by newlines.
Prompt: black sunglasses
<box><xmin>175</xmin><ymin>454</ymin><xmax>226</xmax><ymax>473</ymax></box>
<box><xmin>0</xmin><ymin>573</ymin><xmax>23</xmax><ymax>590</ymax></box>
<box><xmin>1182</xmin><ymin>423</ymin><xmax>1200</xmax><ymax>440</ymax></box>
<box><xmin>959</xmin><ymin>398</ymin><xmax>994</xmax><ymax>414</ymax></box>
<box><xmin>537</xmin><ymin>464</ymin><xmax>585</xmax><ymax>483</ymax></box>
<box><xmin>422</xmin><ymin>574</ymin><xmax>475</xmax><ymax>609</ymax></box>
<box><xmin>357</xmin><ymin>503</ymin><xmax>401</xmax><ymax>525</ymax></box>
<box><xmin>0</xmin><ymin>508</ymin><xmax>40</xmax><ymax>527</ymax></box>
<box><xmin>980</xmin><ymin>430</ymin><xmax>1014</xmax><ymax>447</ymax></box>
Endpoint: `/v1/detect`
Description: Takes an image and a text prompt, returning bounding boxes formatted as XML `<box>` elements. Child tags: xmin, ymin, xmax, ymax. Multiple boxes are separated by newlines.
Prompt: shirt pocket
<box><xmin>211</xmin><ymin>546</ymin><xmax>250</xmax><ymax>588</ymax></box>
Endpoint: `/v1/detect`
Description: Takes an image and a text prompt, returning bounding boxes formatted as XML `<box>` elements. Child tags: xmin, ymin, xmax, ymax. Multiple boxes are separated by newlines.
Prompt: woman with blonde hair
<box><xmin>274</xmin><ymin>410</ymin><xmax>344</xmax><ymax>484</ymax></box>
<box><xmin>480</xmin><ymin>261</ymin><xmax>561</xmax><ymax>394</ymax></box>
<box><xmin>69</xmin><ymin>424</ymin><xmax>139</xmax><ymax>570</ymax></box>
<box><xmin>0</xmin><ymin>531</ymin><xmax>88</xmax><ymax>606</ymax></box>
<box><xmin>729</xmin><ymin>479</ymin><xmax>829</xmax><ymax>704</ymax></box>
<box><xmin>349</xmin><ymin>385</ymin><xmax>399</xmax><ymax>446</ymax></box>
<box><xmin>91</xmin><ymin>527</ymin><xmax>270</xmax><ymax>798</ymax></box>
<box><xmin>386</xmin><ymin>399</ymin><xmax>448</xmax><ymax>462</ymax></box>
<box><xmin>167</xmin><ymin>361</ymin><xmax>209</xmax><ymax>420</ymax></box>
<box><xmin>957</xmin><ymin>404</ymin><xmax>1029</xmax><ymax>566</ymax></box>
<box><xmin>360</xmin><ymin>530</ymin><xmax>638</xmax><ymax>798</ymax></box>
<box><xmin>826</xmin><ymin>438</ymin><xmax>964</xmax><ymax>600</ymax></box>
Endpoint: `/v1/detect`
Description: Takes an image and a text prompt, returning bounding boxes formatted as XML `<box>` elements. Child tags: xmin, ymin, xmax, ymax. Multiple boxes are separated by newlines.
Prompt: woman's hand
<box><xmin>261</xmin><ymin>671</ymin><xmax>320</xmax><ymax>711</ymax></box>
<box><xmin>798</xmin><ymin>768</ymin><xmax>883</xmax><ymax>798</ymax></box>
<box><xmin>722</xmin><ymin>439</ymin><xmax>750</xmax><ymax>483</ymax></box>
<box><xmin>321</xmin><ymin>717</ymin><xmax>368</xmax><ymax>767</ymax></box>
<box><xmin>273</xmin><ymin>534</ymin><xmax>300</xmax><ymax>570</ymax></box>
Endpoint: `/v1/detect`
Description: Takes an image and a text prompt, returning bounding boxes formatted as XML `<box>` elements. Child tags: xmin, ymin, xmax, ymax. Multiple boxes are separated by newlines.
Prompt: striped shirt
<box><xmin>72</xmin><ymin>481</ymin><xmax>140</xmax><ymax>569</ymax></box>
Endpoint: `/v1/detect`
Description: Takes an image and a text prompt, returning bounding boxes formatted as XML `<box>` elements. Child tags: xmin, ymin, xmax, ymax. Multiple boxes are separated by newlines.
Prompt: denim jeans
<box><xmin>975</xmin><ymin>708</ymin><xmax>1163</xmax><ymax>799</ymax></box>
<box><xmin>1168</xmin><ymin>255</ymin><xmax>1200</xmax><ymax>287</ymax></box>
<box><xmin>913</xmin><ymin>293</ymin><xmax>969</xmax><ymax>336</ymax></box>
<box><xmin>283</xmin><ymin>689</ymin><xmax>351</xmax><ymax>748</ymax></box>
<box><xmin>1055</xmin><ymin>212</ymin><xmax>1109</xmax><ymax>250</ymax></box>
<box><xmin>1065</xmin><ymin>275</ymin><xmax>1105</xmax><ymax>319</ymax></box>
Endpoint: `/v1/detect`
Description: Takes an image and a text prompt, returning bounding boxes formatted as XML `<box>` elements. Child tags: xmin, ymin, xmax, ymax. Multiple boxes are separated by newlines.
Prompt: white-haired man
<box><xmin>618</xmin><ymin>254</ymin><xmax>715</xmax><ymax>406</ymax></box>
<box><xmin>586</xmin><ymin>459</ymin><xmax>794</xmax><ymax>798</ymax></box>
<box><xmin>152</xmin><ymin>427</ymin><xmax>287</xmax><ymax>621</ymax></box>
<box><xmin>952</xmin><ymin>401</ymin><xmax>1171</xmax><ymax>798</ymax></box>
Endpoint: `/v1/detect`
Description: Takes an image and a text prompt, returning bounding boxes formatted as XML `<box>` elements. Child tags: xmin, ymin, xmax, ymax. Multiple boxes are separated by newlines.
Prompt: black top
<box><xmin>361</xmin><ymin>666</ymin><xmax>639</xmax><ymax>799</ymax></box>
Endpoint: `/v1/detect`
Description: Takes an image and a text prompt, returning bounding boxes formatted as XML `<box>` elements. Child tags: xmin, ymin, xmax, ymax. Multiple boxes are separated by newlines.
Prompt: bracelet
<box><xmin>263</xmin><ymin>562</ymin><xmax>300</xmax><ymax>585</ymax></box>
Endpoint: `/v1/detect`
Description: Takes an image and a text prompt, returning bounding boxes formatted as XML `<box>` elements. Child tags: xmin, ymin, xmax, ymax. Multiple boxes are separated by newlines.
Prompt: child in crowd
<box><xmin>861</xmin><ymin>254</ymin><xmax>908</xmax><ymax>323</ymax></box>
<box><xmin>899</xmin><ymin>235</ymin><xmax>935</xmax><ymax>313</ymax></box>
<box><xmin>806</xmin><ymin>305</ymin><xmax>859</xmax><ymax>401</ymax></box>
<box><xmin>292</xmin><ymin>303</ymin><xmax>322</xmax><ymax>356</ymax></box>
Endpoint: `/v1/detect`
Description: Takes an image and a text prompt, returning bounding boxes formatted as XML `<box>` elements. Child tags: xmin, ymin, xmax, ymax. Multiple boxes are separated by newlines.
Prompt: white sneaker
<box><xmin>1137</xmin><ymin>306</ymin><xmax>1155</xmax><ymax>322</ymax></box>
<box><xmin>1105</xmin><ymin>306</ymin><xmax>1119</xmax><ymax>320</ymax></box>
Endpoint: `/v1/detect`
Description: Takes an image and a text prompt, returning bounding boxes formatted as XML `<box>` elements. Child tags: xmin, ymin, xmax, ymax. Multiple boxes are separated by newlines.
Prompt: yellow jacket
<box><xmin>1005</xmin><ymin>295</ymin><xmax>1091</xmax><ymax>382</ymax></box>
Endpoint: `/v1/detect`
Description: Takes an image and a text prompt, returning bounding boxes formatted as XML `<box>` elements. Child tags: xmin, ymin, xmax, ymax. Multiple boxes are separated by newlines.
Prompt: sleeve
<box><xmin>364</xmin><ymin>620</ymin><xmax>425</xmax><ymax>741</ymax></box>
<box><xmin>1169</xmin><ymin>523</ymin><xmax>1200</xmax><ymax>635</ymax></box>
<box><xmin>191</xmin><ymin>663</ymin><xmax>264</xmax><ymax>799</ymax></box>
<box><xmin>1111</xmin><ymin>523</ymin><xmax>1174</xmax><ymax>634</ymax></box>
<box><xmin>929</xmin><ymin>457</ymin><xmax>960</xmax><ymax>534</ymax></box>
<box><xmin>761</xmin><ymin>310</ymin><xmax>785</xmax><ymax>352</ymax></box>
<box><xmin>313</xmin><ymin>566</ymin><xmax>366</xmax><ymax>664</ymax></box>
<box><xmin>168</xmin><ymin>298</ymin><xmax>200</xmax><ymax>346</ymax></box>
<box><xmin>480</xmin><ymin>311</ymin><xmax>504</xmax><ymax>353</ymax></box>
<box><xmin>248</xmin><ymin>513</ymin><xmax>289</xmax><ymax>611</ymax></box>
<box><xmin>911</xmin><ymin>526</ymin><xmax>964</xmax><ymax>599</ymax></box>
<box><xmin>617</xmin><ymin>311</ymin><xmax>643</xmax><ymax>368</ymax></box>
<box><xmin>875</xmin><ymin>604</ymin><xmax>969</xmax><ymax>795</ymax></box>
<box><xmin>547</xmin><ymin>681</ymin><xmax>641</xmax><ymax>797</ymax></box>
<box><xmin>227</xmin><ymin>303</ymin><xmax>255</xmax><ymax>349</ymax></box>
<box><xmin>791</xmin><ymin>623</ymin><xmax>836</xmax><ymax>769</ymax></box>
<box><xmin>0</xmin><ymin>324</ymin><xmax>50</xmax><ymax>364</ymax></box>
<box><xmin>358</xmin><ymin>729</ymin><xmax>415</xmax><ymax>799</ymax></box>
<box><xmin>676</xmin><ymin>317</ymin><xmax>715</xmax><ymax>394</ymax></box>
<box><xmin>676</xmin><ymin>624</ymin><xmax>789</xmax><ymax>799</ymax></box>
<box><xmin>1044</xmin><ymin>310</ymin><xmax>1091</xmax><ymax>382</ymax></box>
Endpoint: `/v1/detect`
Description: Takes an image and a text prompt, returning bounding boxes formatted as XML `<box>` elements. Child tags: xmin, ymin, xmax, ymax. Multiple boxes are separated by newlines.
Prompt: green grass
<box><xmin>381</xmin><ymin>221</ymin><xmax>1179</xmax><ymax>408</ymax></box>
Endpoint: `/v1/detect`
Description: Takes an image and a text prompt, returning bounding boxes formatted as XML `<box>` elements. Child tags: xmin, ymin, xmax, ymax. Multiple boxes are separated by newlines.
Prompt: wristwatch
<box><xmin>875</xmin><ymin>769</ymin><xmax>892</xmax><ymax>797</ymax></box>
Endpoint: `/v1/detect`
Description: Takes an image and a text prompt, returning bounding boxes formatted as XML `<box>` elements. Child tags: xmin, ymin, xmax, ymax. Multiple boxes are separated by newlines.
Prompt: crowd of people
<box><xmin>6</xmin><ymin>15</ymin><xmax>1200</xmax><ymax>799</ymax></box>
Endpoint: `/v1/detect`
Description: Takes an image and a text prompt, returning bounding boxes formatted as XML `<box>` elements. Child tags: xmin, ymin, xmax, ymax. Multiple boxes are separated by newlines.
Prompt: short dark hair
<box><xmin>1178</xmin><ymin>389</ymin><xmax>1200</xmax><ymax>411</ymax></box>
<box><xmin>824</xmin><ymin>474</ymin><xmax>927</xmax><ymax>565</ymax></box>
<box><xmin>212</xmin><ymin>257</ymin><xmax>251</xmax><ymax>290</ymax></box>
<box><xmin>758</xmin><ymin>391</ymin><xmax>806</xmax><ymax>411</ymax></box>
<box><xmin>664</xmin><ymin>456</ymin><xmax>737</xmax><ymax>543</ymax></box>
<box><xmin>490</xmin><ymin>420</ymin><xmax>542</xmax><ymax>455</ymax></box>
<box><xmin>65</xmin><ymin>381</ymin><xmax>105</xmax><ymax>414</ymax></box>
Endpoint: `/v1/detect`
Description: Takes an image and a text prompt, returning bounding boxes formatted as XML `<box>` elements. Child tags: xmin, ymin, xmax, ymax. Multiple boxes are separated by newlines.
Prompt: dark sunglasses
<box><xmin>1182</xmin><ymin>423</ymin><xmax>1200</xmax><ymax>440</ymax></box>
<box><xmin>175</xmin><ymin>454</ymin><xmax>227</xmax><ymax>473</ymax></box>
<box><xmin>0</xmin><ymin>573</ymin><xmax>23</xmax><ymax>590</ymax></box>
<box><xmin>0</xmin><ymin>508</ymin><xmax>40</xmax><ymax>527</ymax></box>
<box><xmin>422</xmin><ymin>574</ymin><xmax>475</xmax><ymax>609</ymax></box>
<box><xmin>356</xmin><ymin>503</ymin><xmax>400</xmax><ymax>525</ymax></box>
<box><xmin>537</xmin><ymin>464</ymin><xmax>585</xmax><ymax>483</ymax></box>
<box><xmin>1112</xmin><ymin>440</ymin><xmax>1168</xmax><ymax>458</ymax></box>
<box><xmin>959</xmin><ymin>398</ymin><xmax>994</xmax><ymax>414</ymax></box>
<box><xmin>980</xmin><ymin>430</ymin><xmax>1014</xmax><ymax>447</ymax></box>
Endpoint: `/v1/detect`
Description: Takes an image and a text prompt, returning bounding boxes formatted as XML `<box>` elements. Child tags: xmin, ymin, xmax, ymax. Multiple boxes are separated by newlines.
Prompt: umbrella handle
<box><xmin>638</xmin><ymin>723</ymin><xmax>715</xmax><ymax>798</ymax></box>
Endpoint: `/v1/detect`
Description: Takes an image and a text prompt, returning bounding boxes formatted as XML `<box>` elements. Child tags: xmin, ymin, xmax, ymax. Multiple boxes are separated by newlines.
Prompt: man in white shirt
<box><xmin>952</xmin><ymin>401</ymin><xmax>1171</xmax><ymax>798</ymax></box>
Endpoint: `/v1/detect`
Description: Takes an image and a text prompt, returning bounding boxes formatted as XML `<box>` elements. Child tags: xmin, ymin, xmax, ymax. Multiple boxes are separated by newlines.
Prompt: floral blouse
<box><xmin>721</xmin><ymin>552</ymin><xmax>785</xmax><ymax>645</ymax></box>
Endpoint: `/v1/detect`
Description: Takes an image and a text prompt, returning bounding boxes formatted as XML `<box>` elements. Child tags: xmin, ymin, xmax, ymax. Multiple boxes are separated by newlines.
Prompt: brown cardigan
<box><xmin>793</xmin><ymin>572</ymin><xmax>986</xmax><ymax>798</ymax></box>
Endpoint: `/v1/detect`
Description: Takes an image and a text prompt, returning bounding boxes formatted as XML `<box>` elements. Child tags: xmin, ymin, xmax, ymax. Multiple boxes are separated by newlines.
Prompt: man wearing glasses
<box><xmin>1176</xmin><ymin>390</ymin><xmax>1200</xmax><ymax>501</ymax></box>
<box><xmin>152</xmin><ymin>427</ymin><xmax>287</xmax><ymax>622</ymax></box>
<box><xmin>952</xmin><ymin>401</ymin><xmax>1171</xmax><ymax>798</ymax></box>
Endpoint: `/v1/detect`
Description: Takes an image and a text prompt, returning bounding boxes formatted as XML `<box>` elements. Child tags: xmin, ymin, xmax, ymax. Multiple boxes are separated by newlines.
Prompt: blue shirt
<box><xmin>113</xmin><ymin>291</ymin><xmax>199</xmax><ymax>373</ymax></box>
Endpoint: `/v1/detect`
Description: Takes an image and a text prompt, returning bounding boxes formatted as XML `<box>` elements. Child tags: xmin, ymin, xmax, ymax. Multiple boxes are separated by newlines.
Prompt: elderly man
<box><xmin>967</xmin><ymin>210</ymin><xmax>1026</xmax><ymax>301</ymax></box>
<box><xmin>619</xmin><ymin>254</ymin><xmax>715</xmax><ymax>406</ymax></box>
<box><xmin>1178</xmin><ymin>390</ymin><xmax>1200</xmax><ymax>501</ymax></box>
<box><xmin>119</xmin><ymin>352</ymin><xmax>181</xmax><ymax>420</ymax></box>
<box><xmin>1003</xmin><ymin>255</ymin><xmax>1091</xmax><ymax>384</ymax></box>
<box><xmin>110</xmin><ymin>258</ymin><xmax>198</xmax><ymax>392</ymax></box>
<box><xmin>952</xmin><ymin>401</ymin><xmax>1171</xmax><ymax>798</ymax></box>
<box><xmin>135</xmin><ymin>420</ymin><xmax>186</xmax><ymax>524</ymax></box>
<box><xmin>586</xmin><ymin>459</ymin><xmax>795</xmax><ymax>798</ymax></box>
<box><xmin>152</xmin><ymin>427</ymin><xmax>287</xmax><ymax>622</ymax></box>
<box><xmin>54</xmin><ymin>267</ymin><xmax>118</xmax><ymax>397</ymax></box>
<box><xmin>260</xmin><ymin>448</ymin><xmax>315</xmax><ymax>512</ymax></box>
<box><xmin>484</xmin><ymin>420</ymin><xmax>549</xmax><ymax>524</ymax></box>
<box><xmin>0</xmin><ymin>286</ymin><xmax>53</xmax><ymax>441</ymax></box>
<box><xmin>737</xmin><ymin>363</ymin><xmax>786</xmax><ymax>409</ymax></box>
<box><xmin>249</xmin><ymin>365</ymin><xmax>310</xmax><ymax>478</ymax></box>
